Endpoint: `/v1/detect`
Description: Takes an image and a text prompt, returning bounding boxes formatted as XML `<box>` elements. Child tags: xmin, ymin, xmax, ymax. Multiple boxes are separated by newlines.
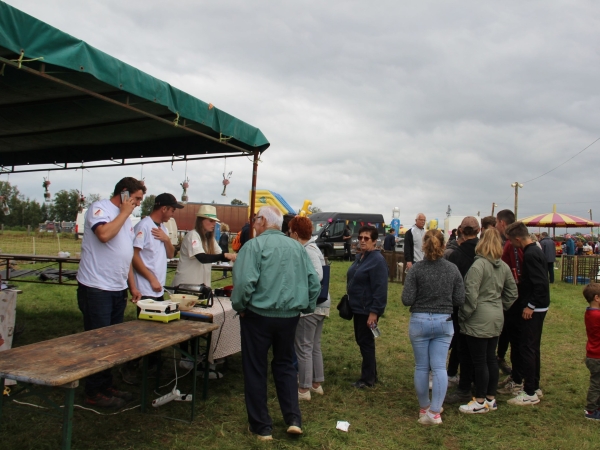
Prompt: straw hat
<box><xmin>196</xmin><ymin>205</ymin><xmax>220</xmax><ymax>222</ymax></box>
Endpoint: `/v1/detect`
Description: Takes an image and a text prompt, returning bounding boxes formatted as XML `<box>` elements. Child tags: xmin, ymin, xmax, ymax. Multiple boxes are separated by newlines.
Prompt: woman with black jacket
<box><xmin>346</xmin><ymin>225</ymin><xmax>388</xmax><ymax>388</ymax></box>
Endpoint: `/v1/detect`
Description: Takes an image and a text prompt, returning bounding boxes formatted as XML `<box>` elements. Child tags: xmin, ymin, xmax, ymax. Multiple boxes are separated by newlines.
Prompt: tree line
<box><xmin>0</xmin><ymin>181</ymin><xmax>100</xmax><ymax>229</ymax></box>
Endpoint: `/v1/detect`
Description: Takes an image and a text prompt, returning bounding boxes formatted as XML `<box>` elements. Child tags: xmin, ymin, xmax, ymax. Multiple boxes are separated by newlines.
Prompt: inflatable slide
<box><xmin>250</xmin><ymin>190</ymin><xmax>296</xmax><ymax>215</ymax></box>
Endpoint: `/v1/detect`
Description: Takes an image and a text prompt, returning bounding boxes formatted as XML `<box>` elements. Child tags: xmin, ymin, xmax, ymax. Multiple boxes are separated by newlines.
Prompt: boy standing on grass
<box><xmin>583</xmin><ymin>283</ymin><xmax>600</xmax><ymax>420</ymax></box>
<box><xmin>504</xmin><ymin>221</ymin><xmax>549</xmax><ymax>406</ymax></box>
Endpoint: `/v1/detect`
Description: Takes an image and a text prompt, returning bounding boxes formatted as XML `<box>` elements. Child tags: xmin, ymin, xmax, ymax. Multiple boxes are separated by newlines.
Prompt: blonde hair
<box><xmin>475</xmin><ymin>227</ymin><xmax>503</xmax><ymax>261</ymax></box>
<box><xmin>221</xmin><ymin>223</ymin><xmax>230</xmax><ymax>232</ymax></box>
<box><xmin>423</xmin><ymin>229</ymin><xmax>444</xmax><ymax>261</ymax></box>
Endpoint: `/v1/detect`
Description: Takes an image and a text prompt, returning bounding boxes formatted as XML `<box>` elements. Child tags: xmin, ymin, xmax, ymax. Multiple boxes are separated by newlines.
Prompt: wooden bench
<box><xmin>0</xmin><ymin>319</ymin><xmax>219</xmax><ymax>450</ymax></box>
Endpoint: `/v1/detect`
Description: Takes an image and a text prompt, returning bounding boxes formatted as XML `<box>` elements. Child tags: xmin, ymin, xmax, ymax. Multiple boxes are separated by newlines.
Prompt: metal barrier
<box><xmin>561</xmin><ymin>255</ymin><xmax>600</xmax><ymax>285</ymax></box>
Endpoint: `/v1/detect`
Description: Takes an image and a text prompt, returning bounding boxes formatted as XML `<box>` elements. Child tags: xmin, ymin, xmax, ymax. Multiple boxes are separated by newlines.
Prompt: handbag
<box><xmin>337</xmin><ymin>294</ymin><xmax>353</xmax><ymax>320</ymax></box>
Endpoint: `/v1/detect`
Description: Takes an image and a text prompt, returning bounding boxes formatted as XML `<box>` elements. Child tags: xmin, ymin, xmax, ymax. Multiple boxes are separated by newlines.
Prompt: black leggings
<box><xmin>465</xmin><ymin>335</ymin><xmax>499</xmax><ymax>398</ymax></box>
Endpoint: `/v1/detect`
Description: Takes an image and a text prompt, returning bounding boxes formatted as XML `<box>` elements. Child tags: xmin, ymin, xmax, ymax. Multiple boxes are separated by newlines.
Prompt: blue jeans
<box><xmin>409</xmin><ymin>313</ymin><xmax>454</xmax><ymax>413</ymax></box>
<box><xmin>77</xmin><ymin>283</ymin><xmax>128</xmax><ymax>395</ymax></box>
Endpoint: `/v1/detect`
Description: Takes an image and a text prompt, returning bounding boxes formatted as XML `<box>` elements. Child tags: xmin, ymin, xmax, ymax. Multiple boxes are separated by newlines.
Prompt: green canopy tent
<box><xmin>0</xmin><ymin>1</ymin><xmax>268</xmax><ymax>214</ymax></box>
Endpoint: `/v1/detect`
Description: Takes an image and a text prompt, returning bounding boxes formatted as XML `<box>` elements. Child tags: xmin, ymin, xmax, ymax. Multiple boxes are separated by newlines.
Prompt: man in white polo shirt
<box><xmin>76</xmin><ymin>177</ymin><xmax>146</xmax><ymax>409</ymax></box>
<box><xmin>120</xmin><ymin>193</ymin><xmax>182</xmax><ymax>385</ymax></box>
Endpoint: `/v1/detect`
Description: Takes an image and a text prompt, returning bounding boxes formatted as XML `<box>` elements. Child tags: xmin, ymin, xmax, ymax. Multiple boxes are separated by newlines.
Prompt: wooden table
<box><xmin>0</xmin><ymin>319</ymin><xmax>218</xmax><ymax>450</ymax></box>
<box><xmin>0</xmin><ymin>253</ymin><xmax>81</xmax><ymax>285</ymax></box>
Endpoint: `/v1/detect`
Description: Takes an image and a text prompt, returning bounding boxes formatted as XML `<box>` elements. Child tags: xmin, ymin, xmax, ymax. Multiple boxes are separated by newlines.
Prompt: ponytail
<box><xmin>423</xmin><ymin>229</ymin><xmax>444</xmax><ymax>261</ymax></box>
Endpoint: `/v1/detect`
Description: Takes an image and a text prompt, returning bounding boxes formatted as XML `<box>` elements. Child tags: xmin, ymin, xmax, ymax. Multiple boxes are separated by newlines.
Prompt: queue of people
<box><xmin>78</xmin><ymin>183</ymin><xmax>557</xmax><ymax>435</ymax></box>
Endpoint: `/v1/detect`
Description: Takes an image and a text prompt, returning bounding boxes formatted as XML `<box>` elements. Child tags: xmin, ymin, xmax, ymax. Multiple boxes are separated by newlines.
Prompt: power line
<box><xmin>523</xmin><ymin>136</ymin><xmax>600</xmax><ymax>184</ymax></box>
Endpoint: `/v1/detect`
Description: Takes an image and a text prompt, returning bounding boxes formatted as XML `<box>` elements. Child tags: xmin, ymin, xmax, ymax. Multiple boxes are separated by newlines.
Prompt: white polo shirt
<box><xmin>173</xmin><ymin>229</ymin><xmax>221</xmax><ymax>287</ymax></box>
<box><xmin>77</xmin><ymin>199</ymin><xmax>135</xmax><ymax>291</ymax></box>
<box><xmin>411</xmin><ymin>225</ymin><xmax>426</xmax><ymax>263</ymax></box>
<box><xmin>133</xmin><ymin>216</ymin><xmax>168</xmax><ymax>297</ymax></box>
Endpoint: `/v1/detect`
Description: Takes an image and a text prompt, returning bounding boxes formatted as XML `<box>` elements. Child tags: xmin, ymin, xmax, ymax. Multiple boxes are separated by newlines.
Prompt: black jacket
<box><xmin>405</xmin><ymin>229</ymin><xmax>415</xmax><ymax>263</ymax></box>
<box><xmin>384</xmin><ymin>234</ymin><xmax>396</xmax><ymax>251</ymax></box>
<box><xmin>448</xmin><ymin>238</ymin><xmax>479</xmax><ymax>279</ymax></box>
<box><xmin>519</xmin><ymin>243</ymin><xmax>550</xmax><ymax>311</ymax></box>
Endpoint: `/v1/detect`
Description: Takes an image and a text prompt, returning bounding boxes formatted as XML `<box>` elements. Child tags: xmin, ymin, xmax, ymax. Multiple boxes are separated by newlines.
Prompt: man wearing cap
<box><xmin>121</xmin><ymin>193</ymin><xmax>182</xmax><ymax>385</ymax></box>
<box><xmin>232</xmin><ymin>206</ymin><xmax>321</xmax><ymax>441</ymax></box>
<box><xmin>76</xmin><ymin>177</ymin><xmax>146</xmax><ymax>409</ymax></box>
<box><xmin>131</xmin><ymin>193</ymin><xmax>181</xmax><ymax>299</ymax></box>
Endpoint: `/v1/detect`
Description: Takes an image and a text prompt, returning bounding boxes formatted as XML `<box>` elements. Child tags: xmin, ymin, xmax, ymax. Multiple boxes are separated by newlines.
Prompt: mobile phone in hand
<box><xmin>120</xmin><ymin>190</ymin><xmax>130</xmax><ymax>202</ymax></box>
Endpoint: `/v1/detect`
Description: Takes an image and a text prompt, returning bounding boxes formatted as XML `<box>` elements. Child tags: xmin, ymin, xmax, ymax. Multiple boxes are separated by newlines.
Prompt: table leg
<box><xmin>0</xmin><ymin>378</ymin><xmax>4</xmax><ymax>421</ymax></box>
<box><xmin>141</xmin><ymin>355</ymin><xmax>149</xmax><ymax>413</ymax></box>
<box><xmin>61</xmin><ymin>387</ymin><xmax>75</xmax><ymax>450</ymax></box>
<box><xmin>191</xmin><ymin>337</ymin><xmax>198</xmax><ymax>422</ymax></box>
<box><xmin>203</xmin><ymin>332</ymin><xmax>212</xmax><ymax>401</ymax></box>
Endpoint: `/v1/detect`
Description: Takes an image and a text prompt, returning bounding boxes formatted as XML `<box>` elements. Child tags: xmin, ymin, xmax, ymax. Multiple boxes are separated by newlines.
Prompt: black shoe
<box><xmin>103</xmin><ymin>386</ymin><xmax>134</xmax><ymax>402</ymax></box>
<box><xmin>119</xmin><ymin>365</ymin><xmax>139</xmax><ymax>386</ymax></box>
<box><xmin>497</xmin><ymin>357</ymin><xmax>512</xmax><ymax>375</ymax></box>
<box><xmin>84</xmin><ymin>392</ymin><xmax>126</xmax><ymax>409</ymax></box>
<box><xmin>286</xmin><ymin>420</ymin><xmax>303</xmax><ymax>435</ymax></box>
<box><xmin>444</xmin><ymin>388</ymin><xmax>471</xmax><ymax>404</ymax></box>
<box><xmin>351</xmin><ymin>380</ymin><xmax>373</xmax><ymax>389</ymax></box>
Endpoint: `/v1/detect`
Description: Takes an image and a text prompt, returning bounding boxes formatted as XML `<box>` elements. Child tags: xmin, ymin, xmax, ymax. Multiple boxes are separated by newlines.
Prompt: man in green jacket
<box><xmin>232</xmin><ymin>205</ymin><xmax>321</xmax><ymax>441</ymax></box>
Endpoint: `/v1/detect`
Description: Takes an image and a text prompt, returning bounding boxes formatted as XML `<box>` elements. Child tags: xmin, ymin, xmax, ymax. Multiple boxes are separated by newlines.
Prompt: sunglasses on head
<box><xmin>357</xmin><ymin>236</ymin><xmax>371</xmax><ymax>241</ymax></box>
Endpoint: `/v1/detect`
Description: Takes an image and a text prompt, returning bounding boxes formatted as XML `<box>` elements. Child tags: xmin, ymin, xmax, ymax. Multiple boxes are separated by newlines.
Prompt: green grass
<box><xmin>1</xmin><ymin>261</ymin><xmax>599</xmax><ymax>449</ymax></box>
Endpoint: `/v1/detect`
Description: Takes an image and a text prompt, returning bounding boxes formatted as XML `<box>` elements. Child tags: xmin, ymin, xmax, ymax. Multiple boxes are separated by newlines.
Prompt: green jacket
<box><xmin>459</xmin><ymin>255</ymin><xmax>518</xmax><ymax>338</ymax></box>
<box><xmin>231</xmin><ymin>229</ymin><xmax>321</xmax><ymax>318</ymax></box>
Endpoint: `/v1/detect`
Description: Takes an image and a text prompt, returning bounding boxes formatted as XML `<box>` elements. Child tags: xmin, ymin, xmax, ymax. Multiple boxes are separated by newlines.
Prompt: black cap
<box><xmin>155</xmin><ymin>193</ymin><xmax>184</xmax><ymax>209</ymax></box>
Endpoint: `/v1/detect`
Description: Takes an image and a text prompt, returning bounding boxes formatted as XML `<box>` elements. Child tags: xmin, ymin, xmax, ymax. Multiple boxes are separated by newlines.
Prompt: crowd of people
<box><xmin>79</xmin><ymin>178</ymin><xmax>599</xmax><ymax>437</ymax></box>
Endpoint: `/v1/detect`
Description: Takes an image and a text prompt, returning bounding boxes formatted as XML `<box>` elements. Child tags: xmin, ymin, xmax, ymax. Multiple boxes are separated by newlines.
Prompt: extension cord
<box><xmin>152</xmin><ymin>389</ymin><xmax>180</xmax><ymax>407</ymax></box>
<box><xmin>175</xmin><ymin>393</ymin><xmax>193</xmax><ymax>402</ymax></box>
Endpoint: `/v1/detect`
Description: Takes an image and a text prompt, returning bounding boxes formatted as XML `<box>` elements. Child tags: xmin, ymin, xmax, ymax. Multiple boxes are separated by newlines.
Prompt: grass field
<box><xmin>1</xmin><ymin>260</ymin><xmax>599</xmax><ymax>449</ymax></box>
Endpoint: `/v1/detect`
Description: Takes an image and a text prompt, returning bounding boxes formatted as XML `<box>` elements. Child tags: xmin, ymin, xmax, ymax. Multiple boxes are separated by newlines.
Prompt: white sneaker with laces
<box><xmin>418</xmin><ymin>410</ymin><xmax>442</xmax><ymax>425</ymax></box>
<box><xmin>535</xmin><ymin>388</ymin><xmax>543</xmax><ymax>398</ymax></box>
<box><xmin>459</xmin><ymin>399</ymin><xmax>489</xmax><ymax>414</ymax></box>
<box><xmin>498</xmin><ymin>381</ymin><xmax>523</xmax><ymax>395</ymax></box>
<box><xmin>507</xmin><ymin>391</ymin><xmax>540</xmax><ymax>406</ymax></box>
<box><xmin>419</xmin><ymin>406</ymin><xmax>444</xmax><ymax>418</ymax></box>
<box><xmin>310</xmin><ymin>385</ymin><xmax>324</xmax><ymax>395</ymax></box>
<box><xmin>485</xmin><ymin>399</ymin><xmax>498</xmax><ymax>411</ymax></box>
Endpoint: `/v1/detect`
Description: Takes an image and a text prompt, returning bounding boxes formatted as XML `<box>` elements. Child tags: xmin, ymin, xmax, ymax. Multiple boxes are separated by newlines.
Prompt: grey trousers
<box><xmin>586</xmin><ymin>357</ymin><xmax>600</xmax><ymax>411</ymax></box>
<box><xmin>294</xmin><ymin>314</ymin><xmax>325</xmax><ymax>389</ymax></box>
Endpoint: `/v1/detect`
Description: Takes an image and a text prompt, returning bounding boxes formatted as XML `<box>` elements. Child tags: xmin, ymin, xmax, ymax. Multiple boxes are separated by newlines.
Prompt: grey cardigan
<box><xmin>459</xmin><ymin>256</ymin><xmax>518</xmax><ymax>338</ymax></box>
<box><xmin>402</xmin><ymin>258</ymin><xmax>465</xmax><ymax>314</ymax></box>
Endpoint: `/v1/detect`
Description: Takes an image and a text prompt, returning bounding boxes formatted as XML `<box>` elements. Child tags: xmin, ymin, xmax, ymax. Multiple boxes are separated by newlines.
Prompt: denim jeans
<box><xmin>77</xmin><ymin>283</ymin><xmax>128</xmax><ymax>396</ymax></box>
<box><xmin>409</xmin><ymin>313</ymin><xmax>454</xmax><ymax>413</ymax></box>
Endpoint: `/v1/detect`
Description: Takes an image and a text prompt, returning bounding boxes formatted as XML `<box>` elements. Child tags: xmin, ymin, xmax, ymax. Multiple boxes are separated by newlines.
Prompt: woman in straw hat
<box><xmin>174</xmin><ymin>205</ymin><xmax>236</xmax><ymax>288</ymax></box>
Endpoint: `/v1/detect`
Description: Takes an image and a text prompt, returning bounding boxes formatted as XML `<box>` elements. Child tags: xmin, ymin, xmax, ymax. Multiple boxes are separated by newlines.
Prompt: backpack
<box><xmin>232</xmin><ymin>231</ymin><xmax>242</xmax><ymax>252</ymax></box>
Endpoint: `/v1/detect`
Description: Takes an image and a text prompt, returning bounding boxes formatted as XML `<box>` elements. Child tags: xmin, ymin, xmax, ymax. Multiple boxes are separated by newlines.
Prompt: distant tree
<box><xmin>140</xmin><ymin>194</ymin><xmax>156</xmax><ymax>217</ymax></box>
<box><xmin>231</xmin><ymin>198</ymin><xmax>247</xmax><ymax>206</ymax></box>
<box><xmin>308</xmin><ymin>205</ymin><xmax>322</xmax><ymax>213</ymax></box>
<box><xmin>84</xmin><ymin>193</ymin><xmax>101</xmax><ymax>207</ymax></box>
<box><xmin>0</xmin><ymin>181</ymin><xmax>45</xmax><ymax>228</ymax></box>
<box><xmin>51</xmin><ymin>189</ymin><xmax>80</xmax><ymax>221</ymax></box>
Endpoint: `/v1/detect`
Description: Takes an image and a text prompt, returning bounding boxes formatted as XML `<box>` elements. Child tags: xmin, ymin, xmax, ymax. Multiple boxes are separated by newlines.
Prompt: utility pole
<box><xmin>589</xmin><ymin>209</ymin><xmax>593</xmax><ymax>237</ymax></box>
<box><xmin>511</xmin><ymin>182</ymin><xmax>523</xmax><ymax>220</ymax></box>
<box><xmin>491</xmin><ymin>203</ymin><xmax>498</xmax><ymax>216</ymax></box>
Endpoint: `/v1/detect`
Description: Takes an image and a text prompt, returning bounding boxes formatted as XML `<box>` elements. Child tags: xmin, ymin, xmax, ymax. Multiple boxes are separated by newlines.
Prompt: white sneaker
<box><xmin>485</xmin><ymin>399</ymin><xmax>498</xmax><ymax>411</ymax></box>
<box><xmin>535</xmin><ymin>389</ymin><xmax>543</xmax><ymax>399</ymax></box>
<box><xmin>498</xmin><ymin>381</ymin><xmax>523</xmax><ymax>395</ymax></box>
<box><xmin>310</xmin><ymin>385</ymin><xmax>324</xmax><ymax>395</ymax></box>
<box><xmin>417</xmin><ymin>410</ymin><xmax>442</xmax><ymax>425</ymax></box>
<box><xmin>507</xmin><ymin>391</ymin><xmax>540</xmax><ymax>406</ymax></box>
<box><xmin>179</xmin><ymin>357</ymin><xmax>194</xmax><ymax>370</ymax></box>
<box><xmin>419</xmin><ymin>406</ymin><xmax>444</xmax><ymax>418</ymax></box>
<box><xmin>447</xmin><ymin>375</ymin><xmax>460</xmax><ymax>385</ymax></box>
<box><xmin>298</xmin><ymin>390</ymin><xmax>311</xmax><ymax>401</ymax></box>
<box><xmin>459</xmin><ymin>399</ymin><xmax>489</xmax><ymax>414</ymax></box>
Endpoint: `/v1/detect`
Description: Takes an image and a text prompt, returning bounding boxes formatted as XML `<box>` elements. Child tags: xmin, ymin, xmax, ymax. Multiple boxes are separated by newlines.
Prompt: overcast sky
<box><xmin>3</xmin><ymin>0</ymin><xmax>600</xmax><ymax>228</ymax></box>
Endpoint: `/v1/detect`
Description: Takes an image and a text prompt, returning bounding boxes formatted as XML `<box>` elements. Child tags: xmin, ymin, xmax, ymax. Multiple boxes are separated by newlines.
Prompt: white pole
<box><xmin>33</xmin><ymin>236</ymin><xmax>35</xmax><ymax>255</ymax></box>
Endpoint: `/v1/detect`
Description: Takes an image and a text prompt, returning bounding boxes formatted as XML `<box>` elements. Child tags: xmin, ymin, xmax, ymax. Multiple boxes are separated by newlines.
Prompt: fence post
<box><xmin>33</xmin><ymin>236</ymin><xmax>36</xmax><ymax>255</ymax></box>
